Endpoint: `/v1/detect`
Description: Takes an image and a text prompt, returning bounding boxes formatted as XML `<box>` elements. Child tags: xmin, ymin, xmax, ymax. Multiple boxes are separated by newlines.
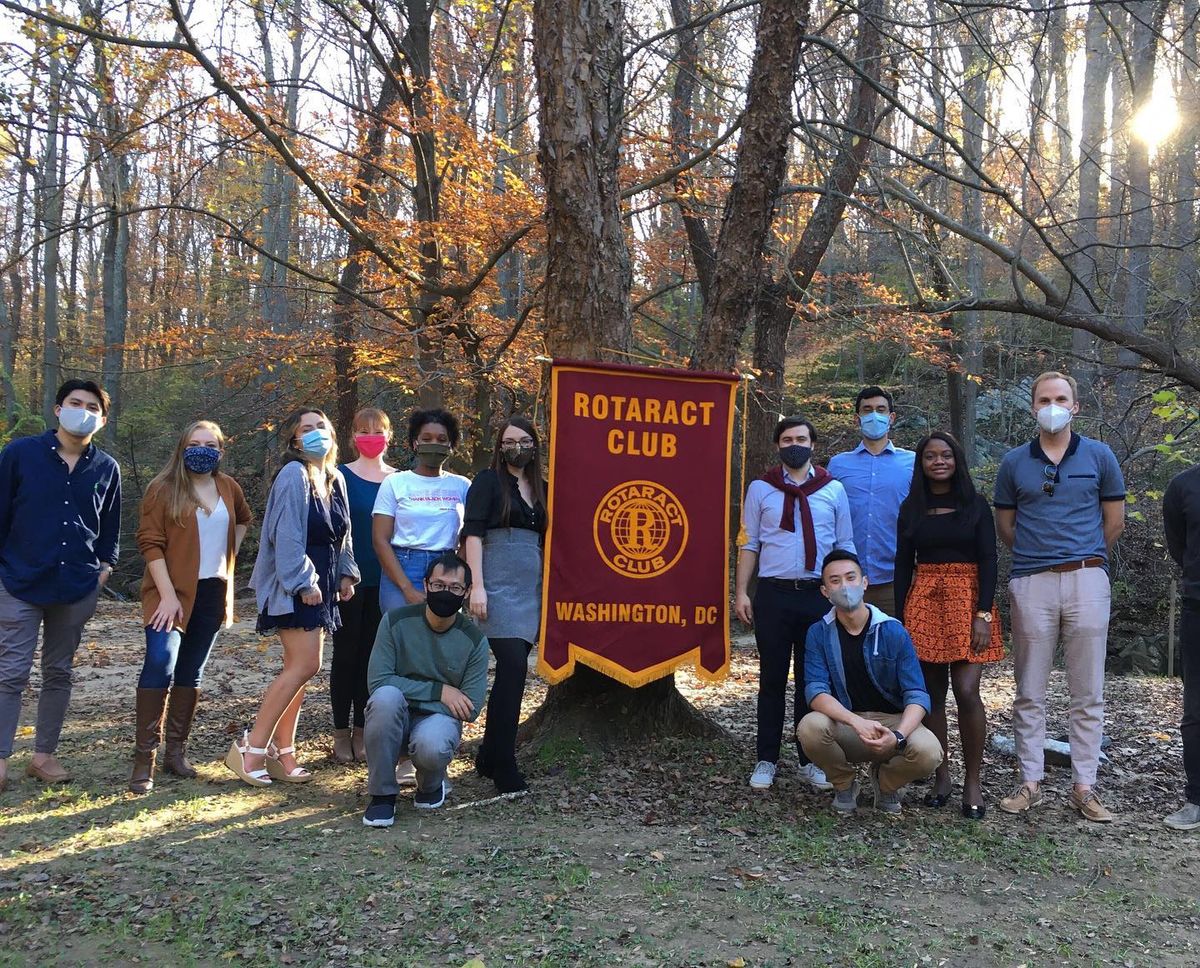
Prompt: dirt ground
<box><xmin>0</xmin><ymin>601</ymin><xmax>1196</xmax><ymax>968</ymax></box>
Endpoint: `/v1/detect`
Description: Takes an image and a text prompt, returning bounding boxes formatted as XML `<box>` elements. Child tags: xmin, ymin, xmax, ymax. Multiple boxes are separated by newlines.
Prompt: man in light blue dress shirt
<box><xmin>736</xmin><ymin>417</ymin><xmax>855</xmax><ymax>792</ymax></box>
<box><xmin>827</xmin><ymin>386</ymin><xmax>915</xmax><ymax>617</ymax></box>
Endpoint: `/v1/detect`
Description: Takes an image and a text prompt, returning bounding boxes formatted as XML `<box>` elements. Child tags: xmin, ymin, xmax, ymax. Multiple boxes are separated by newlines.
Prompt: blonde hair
<box><xmin>148</xmin><ymin>420</ymin><xmax>226</xmax><ymax>525</ymax></box>
<box><xmin>278</xmin><ymin>407</ymin><xmax>339</xmax><ymax>487</ymax></box>
<box><xmin>1031</xmin><ymin>371</ymin><xmax>1078</xmax><ymax>404</ymax></box>
<box><xmin>352</xmin><ymin>407</ymin><xmax>391</xmax><ymax>435</ymax></box>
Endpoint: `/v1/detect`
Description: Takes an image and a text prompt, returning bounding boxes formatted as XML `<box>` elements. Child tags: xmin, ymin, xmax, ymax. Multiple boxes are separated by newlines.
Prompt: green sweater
<box><xmin>367</xmin><ymin>604</ymin><xmax>489</xmax><ymax>722</ymax></box>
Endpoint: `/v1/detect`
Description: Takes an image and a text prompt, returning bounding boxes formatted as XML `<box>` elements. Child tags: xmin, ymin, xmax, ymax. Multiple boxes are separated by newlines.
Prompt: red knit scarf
<box><xmin>761</xmin><ymin>464</ymin><xmax>834</xmax><ymax>572</ymax></box>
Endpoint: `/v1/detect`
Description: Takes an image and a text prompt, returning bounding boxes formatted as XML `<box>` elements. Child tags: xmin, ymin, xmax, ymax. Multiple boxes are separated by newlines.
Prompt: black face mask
<box><xmin>426</xmin><ymin>588</ymin><xmax>466</xmax><ymax>618</ymax></box>
<box><xmin>414</xmin><ymin>442</ymin><xmax>451</xmax><ymax>469</ymax></box>
<box><xmin>779</xmin><ymin>445</ymin><xmax>812</xmax><ymax>470</ymax></box>
<box><xmin>502</xmin><ymin>445</ymin><xmax>536</xmax><ymax>468</ymax></box>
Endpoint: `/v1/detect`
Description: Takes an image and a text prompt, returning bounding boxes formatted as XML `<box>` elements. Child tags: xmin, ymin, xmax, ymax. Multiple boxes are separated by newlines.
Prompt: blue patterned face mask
<box><xmin>183</xmin><ymin>445</ymin><xmax>221</xmax><ymax>474</ymax></box>
<box><xmin>859</xmin><ymin>411</ymin><xmax>891</xmax><ymax>441</ymax></box>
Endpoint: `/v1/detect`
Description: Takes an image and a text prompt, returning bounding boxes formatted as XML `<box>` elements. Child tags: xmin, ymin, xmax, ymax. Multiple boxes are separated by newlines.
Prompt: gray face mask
<box><xmin>828</xmin><ymin>584</ymin><xmax>865</xmax><ymax>610</ymax></box>
<box><xmin>414</xmin><ymin>442</ymin><xmax>451</xmax><ymax>469</ymax></box>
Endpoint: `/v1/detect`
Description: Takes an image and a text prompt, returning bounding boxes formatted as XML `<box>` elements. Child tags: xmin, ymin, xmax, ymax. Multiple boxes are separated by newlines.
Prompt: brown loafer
<box><xmin>1069</xmin><ymin>789</ymin><xmax>1113</xmax><ymax>823</ymax></box>
<box><xmin>998</xmin><ymin>783</ymin><xmax>1043</xmax><ymax>814</ymax></box>
<box><xmin>26</xmin><ymin>756</ymin><xmax>70</xmax><ymax>784</ymax></box>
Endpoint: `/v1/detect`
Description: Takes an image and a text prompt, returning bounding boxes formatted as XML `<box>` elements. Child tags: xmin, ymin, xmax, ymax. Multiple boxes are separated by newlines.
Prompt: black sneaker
<box><xmin>414</xmin><ymin>781</ymin><xmax>447</xmax><ymax>810</ymax></box>
<box><xmin>362</xmin><ymin>795</ymin><xmax>396</xmax><ymax>827</ymax></box>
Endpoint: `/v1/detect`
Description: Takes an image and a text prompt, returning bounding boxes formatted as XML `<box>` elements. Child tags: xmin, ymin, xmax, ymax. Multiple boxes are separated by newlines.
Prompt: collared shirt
<box><xmin>827</xmin><ymin>441</ymin><xmax>916</xmax><ymax>585</ymax></box>
<box><xmin>0</xmin><ymin>430</ymin><xmax>122</xmax><ymax>605</ymax></box>
<box><xmin>993</xmin><ymin>432</ymin><xmax>1125</xmax><ymax>577</ymax></box>
<box><xmin>739</xmin><ymin>467</ymin><xmax>855</xmax><ymax>580</ymax></box>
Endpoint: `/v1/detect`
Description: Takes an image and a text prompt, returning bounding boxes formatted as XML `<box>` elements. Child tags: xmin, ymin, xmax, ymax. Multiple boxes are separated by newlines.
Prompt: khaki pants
<box><xmin>864</xmin><ymin>582</ymin><xmax>896</xmax><ymax>617</ymax></box>
<box><xmin>1009</xmin><ymin>568</ymin><xmax>1110</xmax><ymax>785</ymax></box>
<box><xmin>797</xmin><ymin>711</ymin><xmax>942</xmax><ymax>793</ymax></box>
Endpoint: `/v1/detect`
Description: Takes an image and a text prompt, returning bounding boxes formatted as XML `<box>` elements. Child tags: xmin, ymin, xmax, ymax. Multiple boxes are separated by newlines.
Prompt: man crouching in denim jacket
<box><xmin>797</xmin><ymin>549</ymin><xmax>942</xmax><ymax>814</ymax></box>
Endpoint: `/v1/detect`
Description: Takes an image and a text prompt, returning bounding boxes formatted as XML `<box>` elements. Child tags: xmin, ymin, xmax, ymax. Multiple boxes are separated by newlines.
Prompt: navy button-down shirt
<box><xmin>0</xmin><ymin>430</ymin><xmax>122</xmax><ymax>605</ymax></box>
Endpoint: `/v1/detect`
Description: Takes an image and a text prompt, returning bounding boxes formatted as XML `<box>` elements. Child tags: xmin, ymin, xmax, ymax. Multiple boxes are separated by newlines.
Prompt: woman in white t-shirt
<box><xmin>372</xmin><ymin>409</ymin><xmax>471</xmax><ymax>612</ymax></box>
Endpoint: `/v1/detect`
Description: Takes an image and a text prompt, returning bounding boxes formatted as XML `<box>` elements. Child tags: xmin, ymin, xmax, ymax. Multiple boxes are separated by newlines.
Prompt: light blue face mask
<box><xmin>828</xmin><ymin>584</ymin><xmax>866</xmax><ymax>610</ymax></box>
<box><xmin>859</xmin><ymin>411</ymin><xmax>891</xmax><ymax>441</ymax></box>
<box><xmin>300</xmin><ymin>428</ymin><xmax>333</xmax><ymax>457</ymax></box>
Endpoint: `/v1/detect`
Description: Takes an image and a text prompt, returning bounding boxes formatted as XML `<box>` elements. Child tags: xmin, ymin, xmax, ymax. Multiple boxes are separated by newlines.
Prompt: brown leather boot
<box><xmin>332</xmin><ymin>728</ymin><xmax>354</xmax><ymax>764</ymax></box>
<box><xmin>129</xmin><ymin>687</ymin><xmax>168</xmax><ymax>794</ymax></box>
<box><xmin>162</xmin><ymin>687</ymin><xmax>200</xmax><ymax>778</ymax></box>
<box><xmin>351</xmin><ymin>727</ymin><xmax>367</xmax><ymax>764</ymax></box>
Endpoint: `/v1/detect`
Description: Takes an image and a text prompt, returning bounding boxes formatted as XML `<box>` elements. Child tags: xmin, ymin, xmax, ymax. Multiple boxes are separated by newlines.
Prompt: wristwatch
<box><xmin>975</xmin><ymin>610</ymin><xmax>993</xmax><ymax>623</ymax></box>
<box><xmin>891</xmin><ymin>730</ymin><xmax>907</xmax><ymax>751</ymax></box>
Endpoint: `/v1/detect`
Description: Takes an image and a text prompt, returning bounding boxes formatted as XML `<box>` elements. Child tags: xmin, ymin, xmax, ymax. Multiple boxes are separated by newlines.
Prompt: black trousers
<box><xmin>331</xmin><ymin>585</ymin><xmax>382</xmax><ymax>729</ymax></box>
<box><xmin>479</xmin><ymin>637</ymin><xmax>532</xmax><ymax>768</ymax></box>
<box><xmin>1181</xmin><ymin>603</ymin><xmax>1200</xmax><ymax>805</ymax></box>
<box><xmin>753</xmin><ymin>580</ymin><xmax>829</xmax><ymax>764</ymax></box>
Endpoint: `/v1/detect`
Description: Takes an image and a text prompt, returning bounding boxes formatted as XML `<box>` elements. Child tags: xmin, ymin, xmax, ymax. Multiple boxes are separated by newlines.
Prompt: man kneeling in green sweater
<box><xmin>362</xmin><ymin>552</ymin><xmax>489</xmax><ymax>826</ymax></box>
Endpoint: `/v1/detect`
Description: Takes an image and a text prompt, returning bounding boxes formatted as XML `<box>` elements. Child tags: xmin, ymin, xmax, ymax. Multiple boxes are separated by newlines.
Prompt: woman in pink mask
<box><xmin>330</xmin><ymin>407</ymin><xmax>397</xmax><ymax>763</ymax></box>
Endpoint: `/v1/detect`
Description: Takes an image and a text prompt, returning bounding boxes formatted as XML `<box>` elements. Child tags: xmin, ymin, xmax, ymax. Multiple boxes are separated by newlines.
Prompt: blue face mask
<box><xmin>299</xmin><ymin>428</ymin><xmax>333</xmax><ymax>458</ymax></box>
<box><xmin>183</xmin><ymin>445</ymin><xmax>221</xmax><ymax>474</ymax></box>
<box><xmin>859</xmin><ymin>411</ymin><xmax>891</xmax><ymax>441</ymax></box>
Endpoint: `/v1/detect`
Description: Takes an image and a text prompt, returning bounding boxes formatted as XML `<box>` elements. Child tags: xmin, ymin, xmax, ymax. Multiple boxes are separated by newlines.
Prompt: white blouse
<box><xmin>197</xmin><ymin>497</ymin><xmax>230</xmax><ymax>580</ymax></box>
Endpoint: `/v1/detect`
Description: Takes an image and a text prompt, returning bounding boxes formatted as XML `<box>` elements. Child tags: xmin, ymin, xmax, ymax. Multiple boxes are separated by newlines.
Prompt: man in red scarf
<box><xmin>736</xmin><ymin>417</ymin><xmax>856</xmax><ymax>792</ymax></box>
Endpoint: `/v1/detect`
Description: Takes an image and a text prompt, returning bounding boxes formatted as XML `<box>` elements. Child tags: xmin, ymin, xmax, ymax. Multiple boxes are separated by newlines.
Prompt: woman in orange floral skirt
<box><xmin>894</xmin><ymin>431</ymin><xmax>1002</xmax><ymax>819</ymax></box>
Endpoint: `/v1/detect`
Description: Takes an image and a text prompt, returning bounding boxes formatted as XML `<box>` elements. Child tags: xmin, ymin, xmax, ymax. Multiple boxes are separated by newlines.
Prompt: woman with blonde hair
<box><xmin>226</xmin><ymin>408</ymin><xmax>359</xmax><ymax>787</ymax></box>
<box><xmin>131</xmin><ymin>420</ymin><xmax>252</xmax><ymax>793</ymax></box>
<box><xmin>330</xmin><ymin>407</ymin><xmax>396</xmax><ymax>763</ymax></box>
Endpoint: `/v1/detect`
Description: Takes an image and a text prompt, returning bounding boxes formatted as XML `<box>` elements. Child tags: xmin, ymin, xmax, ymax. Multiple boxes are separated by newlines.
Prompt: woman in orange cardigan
<box><xmin>130</xmin><ymin>420</ymin><xmax>251</xmax><ymax>793</ymax></box>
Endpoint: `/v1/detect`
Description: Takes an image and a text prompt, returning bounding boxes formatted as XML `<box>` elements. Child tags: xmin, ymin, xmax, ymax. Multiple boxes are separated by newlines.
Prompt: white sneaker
<box><xmin>798</xmin><ymin>762</ymin><xmax>834</xmax><ymax>791</ymax></box>
<box><xmin>749</xmin><ymin>760</ymin><xmax>777</xmax><ymax>789</ymax></box>
<box><xmin>396</xmin><ymin>760</ymin><xmax>416</xmax><ymax>787</ymax></box>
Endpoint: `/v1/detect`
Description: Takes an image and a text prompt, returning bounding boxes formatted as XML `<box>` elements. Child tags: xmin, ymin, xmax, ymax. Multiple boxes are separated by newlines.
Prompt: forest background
<box><xmin>0</xmin><ymin>0</ymin><xmax>1197</xmax><ymax>677</ymax></box>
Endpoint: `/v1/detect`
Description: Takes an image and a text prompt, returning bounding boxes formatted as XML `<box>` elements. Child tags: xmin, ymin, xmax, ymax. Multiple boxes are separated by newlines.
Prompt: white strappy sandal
<box><xmin>225</xmin><ymin>730</ymin><xmax>272</xmax><ymax>787</ymax></box>
<box><xmin>266</xmin><ymin>743</ymin><xmax>312</xmax><ymax>784</ymax></box>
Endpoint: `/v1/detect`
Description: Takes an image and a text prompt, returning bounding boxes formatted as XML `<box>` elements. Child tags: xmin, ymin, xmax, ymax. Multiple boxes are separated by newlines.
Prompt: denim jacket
<box><xmin>803</xmin><ymin>605</ymin><xmax>931</xmax><ymax>713</ymax></box>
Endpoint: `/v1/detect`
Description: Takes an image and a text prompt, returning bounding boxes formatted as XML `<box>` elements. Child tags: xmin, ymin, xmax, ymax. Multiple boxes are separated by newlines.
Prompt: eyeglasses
<box><xmin>1042</xmin><ymin>464</ymin><xmax>1057</xmax><ymax>496</ymax></box>
<box><xmin>427</xmin><ymin>580</ymin><xmax>467</xmax><ymax>595</ymax></box>
<box><xmin>503</xmin><ymin>439</ymin><xmax>535</xmax><ymax>449</ymax></box>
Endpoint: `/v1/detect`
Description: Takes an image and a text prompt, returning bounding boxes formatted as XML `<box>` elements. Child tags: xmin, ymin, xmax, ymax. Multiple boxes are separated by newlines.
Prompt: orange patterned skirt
<box><xmin>904</xmin><ymin>562</ymin><xmax>1004</xmax><ymax>665</ymax></box>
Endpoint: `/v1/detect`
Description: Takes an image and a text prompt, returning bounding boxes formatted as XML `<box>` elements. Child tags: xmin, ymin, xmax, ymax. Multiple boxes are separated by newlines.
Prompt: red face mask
<box><xmin>354</xmin><ymin>433</ymin><xmax>388</xmax><ymax>459</ymax></box>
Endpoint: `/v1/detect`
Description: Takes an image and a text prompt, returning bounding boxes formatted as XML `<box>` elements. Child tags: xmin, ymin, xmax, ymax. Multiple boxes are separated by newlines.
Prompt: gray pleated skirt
<box><xmin>479</xmin><ymin>527</ymin><xmax>543</xmax><ymax>644</ymax></box>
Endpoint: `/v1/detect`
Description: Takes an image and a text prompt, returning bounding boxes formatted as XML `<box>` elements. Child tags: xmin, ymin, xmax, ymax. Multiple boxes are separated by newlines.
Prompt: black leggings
<box><xmin>330</xmin><ymin>585</ymin><xmax>381</xmax><ymax>729</ymax></box>
<box><xmin>480</xmin><ymin>637</ymin><xmax>532</xmax><ymax>767</ymax></box>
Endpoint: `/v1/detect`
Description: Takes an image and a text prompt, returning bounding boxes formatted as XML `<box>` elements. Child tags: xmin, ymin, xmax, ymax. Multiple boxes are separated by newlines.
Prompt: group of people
<box><xmin>739</xmin><ymin>373</ymin><xmax>1195</xmax><ymax>830</ymax></box>
<box><xmin>0</xmin><ymin>372</ymin><xmax>1196</xmax><ymax>833</ymax></box>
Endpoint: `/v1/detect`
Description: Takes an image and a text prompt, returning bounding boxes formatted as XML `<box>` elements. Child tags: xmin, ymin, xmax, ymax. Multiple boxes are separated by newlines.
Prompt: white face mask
<box><xmin>59</xmin><ymin>406</ymin><xmax>102</xmax><ymax>437</ymax></box>
<box><xmin>1035</xmin><ymin>403</ymin><xmax>1073</xmax><ymax>435</ymax></box>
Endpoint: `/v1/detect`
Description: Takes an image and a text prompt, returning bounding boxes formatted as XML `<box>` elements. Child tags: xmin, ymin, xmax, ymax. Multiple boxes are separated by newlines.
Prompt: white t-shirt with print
<box><xmin>372</xmin><ymin>469</ymin><xmax>471</xmax><ymax>550</ymax></box>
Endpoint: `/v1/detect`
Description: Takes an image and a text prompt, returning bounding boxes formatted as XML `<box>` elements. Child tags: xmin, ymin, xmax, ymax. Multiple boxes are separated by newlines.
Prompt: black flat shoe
<box><xmin>922</xmin><ymin>792</ymin><xmax>951</xmax><ymax>808</ymax></box>
<box><xmin>492</xmin><ymin>763</ymin><xmax>529</xmax><ymax>794</ymax></box>
<box><xmin>961</xmin><ymin>803</ymin><xmax>986</xmax><ymax>820</ymax></box>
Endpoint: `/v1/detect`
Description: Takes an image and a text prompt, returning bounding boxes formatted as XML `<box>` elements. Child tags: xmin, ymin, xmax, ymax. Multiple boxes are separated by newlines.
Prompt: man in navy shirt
<box><xmin>827</xmin><ymin>386</ymin><xmax>915</xmax><ymax>617</ymax></box>
<box><xmin>0</xmin><ymin>379</ymin><xmax>121</xmax><ymax>791</ymax></box>
<box><xmin>994</xmin><ymin>371</ymin><xmax>1125</xmax><ymax>823</ymax></box>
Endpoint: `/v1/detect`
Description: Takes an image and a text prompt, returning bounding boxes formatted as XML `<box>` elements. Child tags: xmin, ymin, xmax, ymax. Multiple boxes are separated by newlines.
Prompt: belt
<box><xmin>1045</xmin><ymin>557</ymin><xmax>1105</xmax><ymax>574</ymax></box>
<box><xmin>761</xmin><ymin>577</ymin><xmax>822</xmax><ymax>589</ymax></box>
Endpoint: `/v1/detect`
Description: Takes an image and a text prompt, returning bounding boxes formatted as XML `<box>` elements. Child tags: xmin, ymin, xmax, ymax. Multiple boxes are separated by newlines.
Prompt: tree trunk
<box><xmin>1170</xmin><ymin>0</ymin><xmax>1199</xmax><ymax>350</ymax></box>
<box><xmin>39</xmin><ymin>50</ymin><xmax>64</xmax><ymax>422</ymax></box>
<box><xmin>533</xmin><ymin>0</ymin><xmax>632</xmax><ymax>360</ymax></box>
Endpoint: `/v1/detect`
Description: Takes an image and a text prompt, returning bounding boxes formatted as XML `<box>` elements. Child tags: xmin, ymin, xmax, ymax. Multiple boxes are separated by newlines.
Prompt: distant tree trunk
<box><xmin>1067</xmin><ymin>3</ymin><xmax>1111</xmax><ymax>394</ymax></box>
<box><xmin>1170</xmin><ymin>0</ymin><xmax>1199</xmax><ymax>349</ymax></box>
<box><xmin>1115</xmin><ymin>0</ymin><xmax>1166</xmax><ymax>415</ymax></box>
<box><xmin>532</xmin><ymin>0</ymin><xmax>632</xmax><ymax>360</ymax></box>
<box><xmin>39</xmin><ymin>49</ymin><xmax>64</xmax><ymax>421</ymax></box>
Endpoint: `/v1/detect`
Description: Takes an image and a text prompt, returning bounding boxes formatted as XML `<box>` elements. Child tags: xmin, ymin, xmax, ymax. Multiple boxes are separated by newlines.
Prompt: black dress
<box><xmin>257</xmin><ymin>484</ymin><xmax>349</xmax><ymax>635</ymax></box>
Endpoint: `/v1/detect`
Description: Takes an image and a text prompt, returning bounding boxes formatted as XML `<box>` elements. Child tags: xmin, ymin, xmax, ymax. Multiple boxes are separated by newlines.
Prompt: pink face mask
<box><xmin>354</xmin><ymin>433</ymin><xmax>388</xmax><ymax>459</ymax></box>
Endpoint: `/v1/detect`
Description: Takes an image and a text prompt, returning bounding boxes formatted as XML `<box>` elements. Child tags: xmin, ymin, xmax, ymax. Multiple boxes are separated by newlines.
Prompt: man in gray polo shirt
<box><xmin>993</xmin><ymin>371</ymin><xmax>1125</xmax><ymax>822</ymax></box>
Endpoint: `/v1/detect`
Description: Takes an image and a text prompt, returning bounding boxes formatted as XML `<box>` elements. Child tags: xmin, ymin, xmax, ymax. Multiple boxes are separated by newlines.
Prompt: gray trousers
<box><xmin>0</xmin><ymin>580</ymin><xmax>100</xmax><ymax>759</ymax></box>
<box><xmin>364</xmin><ymin>684</ymin><xmax>461</xmax><ymax>796</ymax></box>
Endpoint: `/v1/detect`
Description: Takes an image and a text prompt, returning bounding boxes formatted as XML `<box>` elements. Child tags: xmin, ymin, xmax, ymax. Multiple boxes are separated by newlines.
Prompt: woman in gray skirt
<box><xmin>463</xmin><ymin>416</ymin><xmax>547</xmax><ymax>793</ymax></box>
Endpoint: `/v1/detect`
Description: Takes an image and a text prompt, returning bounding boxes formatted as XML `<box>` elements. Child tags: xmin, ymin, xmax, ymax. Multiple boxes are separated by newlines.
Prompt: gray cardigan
<box><xmin>250</xmin><ymin>461</ymin><xmax>360</xmax><ymax>617</ymax></box>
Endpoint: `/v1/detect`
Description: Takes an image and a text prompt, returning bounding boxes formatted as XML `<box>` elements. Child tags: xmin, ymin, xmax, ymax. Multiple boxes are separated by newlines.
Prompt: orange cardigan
<box><xmin>136</xmin><ymin>472</ymin><xmax>253</xmax><ymax>630</ymax></box>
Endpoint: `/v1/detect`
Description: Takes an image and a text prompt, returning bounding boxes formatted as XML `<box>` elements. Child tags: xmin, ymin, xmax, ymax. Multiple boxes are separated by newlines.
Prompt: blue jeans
<box><xmin>364</xmin><ymin>685</ymin><xmax>462</xmax><ymax>795</ymax></box>
<box><xmin>138</xmin><ymin>578</ymin><xmax>226</xmax><ymax>688</ymax></box>
<box><xmin>378</xmin><ymin>547</ymin><xmax>451</xmax><ymax>612</ymax></box>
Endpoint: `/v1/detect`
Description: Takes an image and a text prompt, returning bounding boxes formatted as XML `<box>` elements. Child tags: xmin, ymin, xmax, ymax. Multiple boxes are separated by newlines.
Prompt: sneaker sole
<box><xmin>1164</xmin><ymin>818</ymin><xmax>1200</xmax><ymax>831</ymax></box>
<box><xmin>748</xmin><ymin>779</ymin><xmax>774</xmax><ymax>790</ymax></box>
<box><xmin>362</xmin><ymin>815</ymin><xmax>395</xmax><ymax>828</ymax></box>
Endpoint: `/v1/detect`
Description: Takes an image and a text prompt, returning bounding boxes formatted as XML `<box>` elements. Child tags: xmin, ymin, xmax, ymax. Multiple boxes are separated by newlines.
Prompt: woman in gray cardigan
<box><xmin>226</xmin><ymin>408</ymin><xmax>359</xmax><ymax>787</ymax></box>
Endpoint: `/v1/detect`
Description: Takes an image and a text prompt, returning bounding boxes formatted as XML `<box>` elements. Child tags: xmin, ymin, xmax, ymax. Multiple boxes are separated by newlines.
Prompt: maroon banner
<box><xmin>537</xmin><ymin>359</ymin><xmax>737</xmax><ymax>687</ymax></box>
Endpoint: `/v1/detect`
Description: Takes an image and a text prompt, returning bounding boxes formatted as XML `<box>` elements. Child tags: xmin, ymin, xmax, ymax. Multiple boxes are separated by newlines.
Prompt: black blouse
<box><xmin>893</xmin><ymin>492</ymin><xmax>998</xmax><ymax>622</ymax></box>
<box><xmin>461</xmin><ymin>467</ymin><xmax>546</xmax><ymax>538</ymax></box>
